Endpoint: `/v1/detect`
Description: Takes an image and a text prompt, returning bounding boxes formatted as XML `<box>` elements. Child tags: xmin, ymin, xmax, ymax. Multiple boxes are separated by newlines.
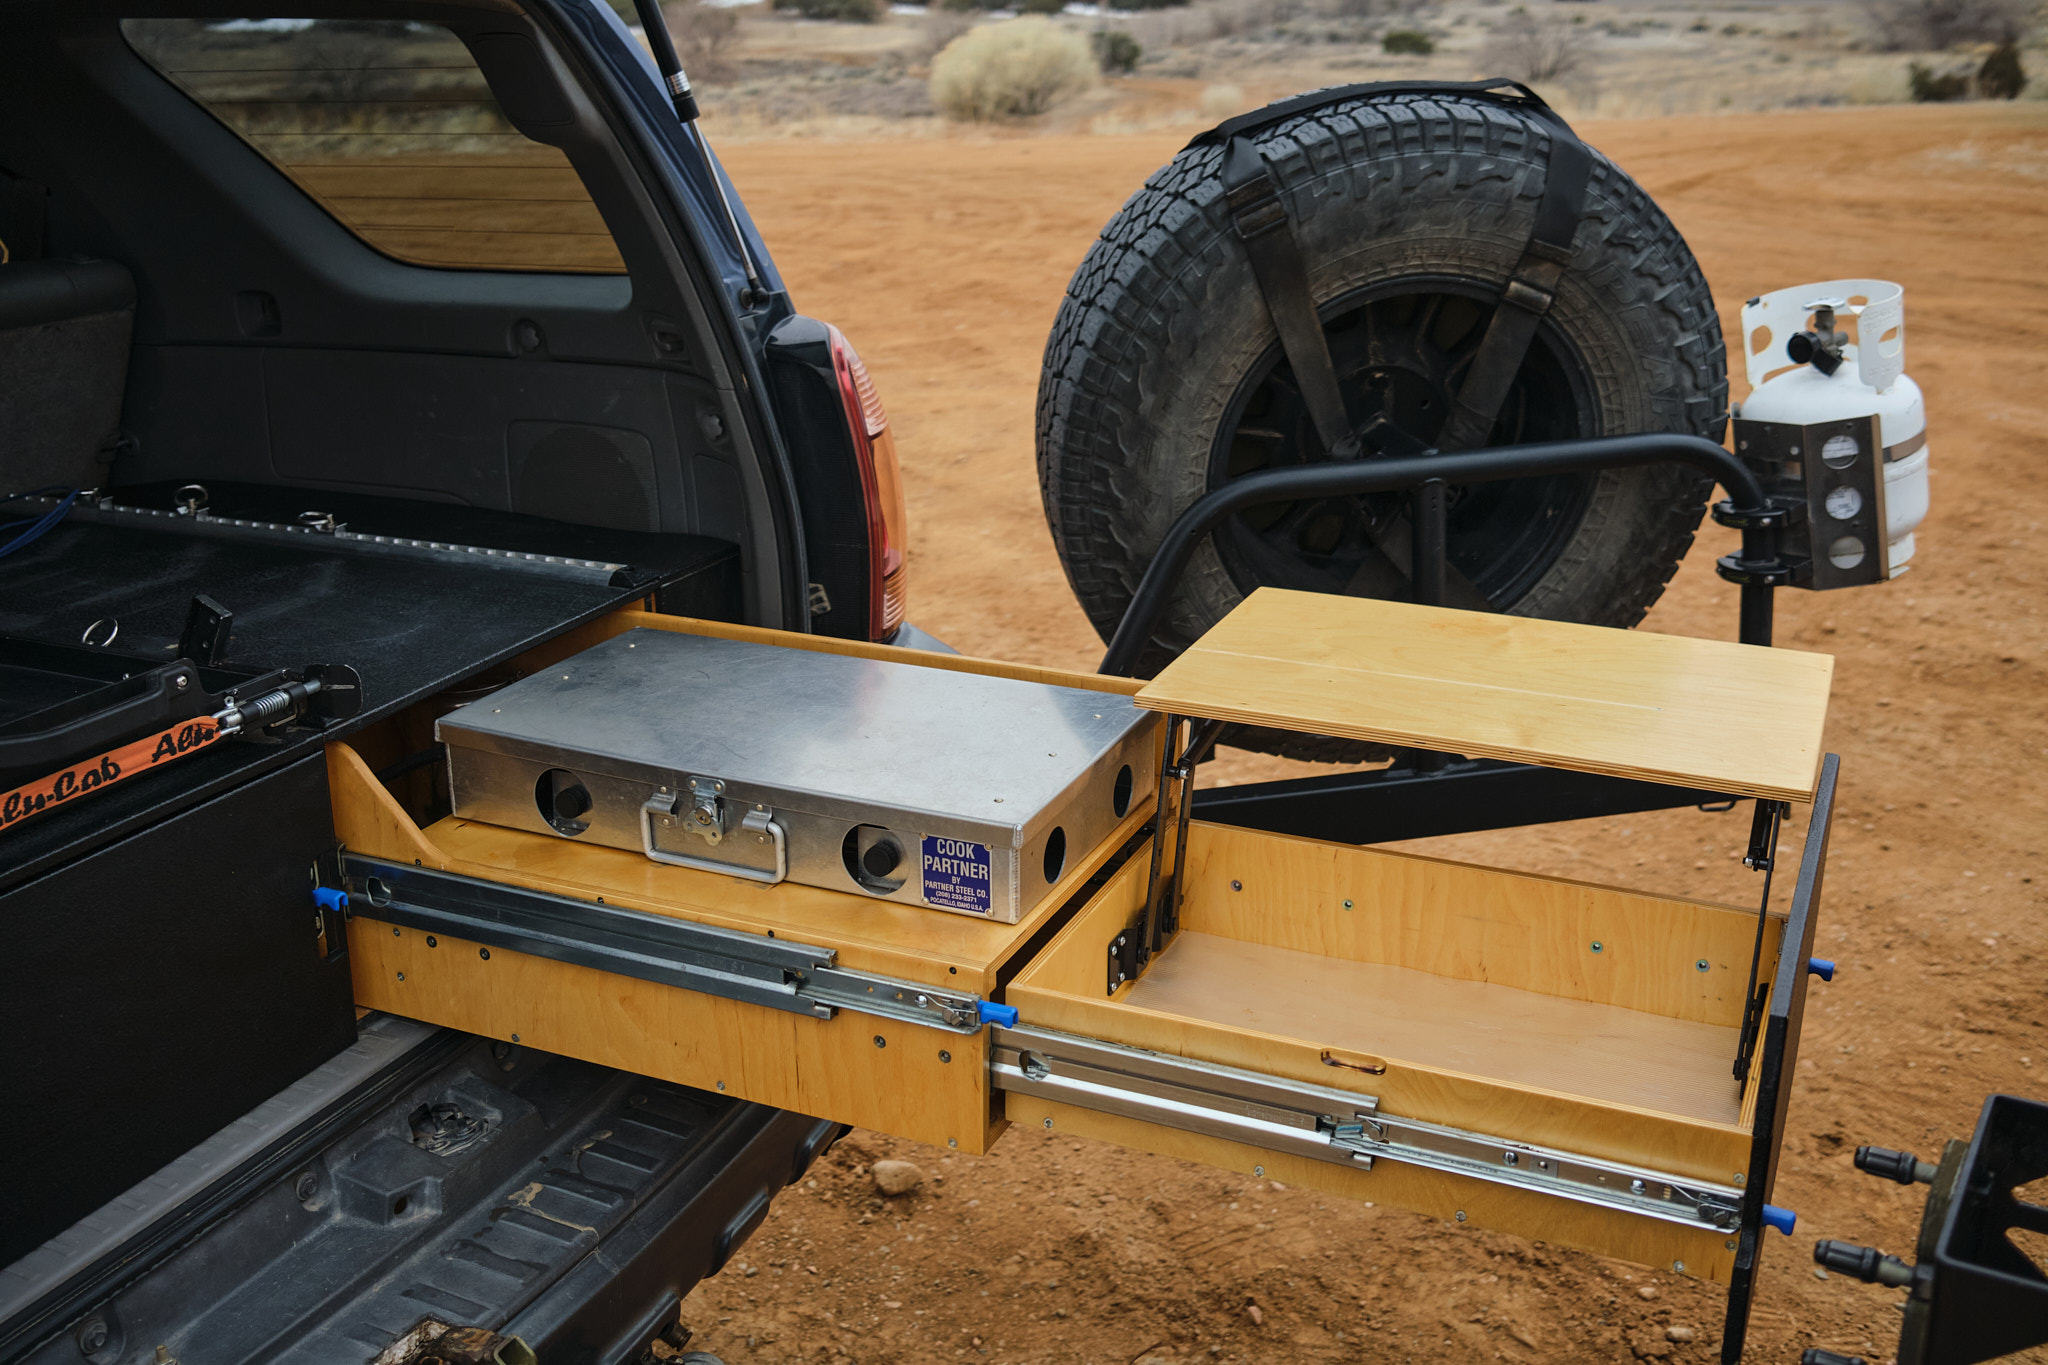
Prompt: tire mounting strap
<box><xmin>1199</xmin><ymin>78</ymin><xmax>1596</xmax><ymax>457</ymax></box>
<box><xmin>1219</xmin><ymin>137</ymin><xmax>1358</xmax><ymax>461</ymax></box>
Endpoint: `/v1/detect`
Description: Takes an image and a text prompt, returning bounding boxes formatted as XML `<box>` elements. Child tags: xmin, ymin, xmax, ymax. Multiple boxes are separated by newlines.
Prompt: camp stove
<box><xmin>438</xmin><ymin>629</ymin><xmax>1157</xmax><ymax>923</ymax></box>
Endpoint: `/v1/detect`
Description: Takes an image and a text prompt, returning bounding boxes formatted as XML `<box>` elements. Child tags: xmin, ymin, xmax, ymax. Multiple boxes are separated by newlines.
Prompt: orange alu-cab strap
<box><xmin>0</xmin><ymin>717</ymin><xmax>222</xmax><ymax>833</ymax></box>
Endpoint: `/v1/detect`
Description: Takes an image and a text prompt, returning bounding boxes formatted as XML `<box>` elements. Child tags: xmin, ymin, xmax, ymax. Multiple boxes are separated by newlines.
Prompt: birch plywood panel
<box><xmin>1135</xmin><ymin>589</ymin><xmax>1833</xmax><ymax>802</ymax></box>
<box><xmin>1125</xmin><ymin>933</ymin><xmax>1744</xmax><ymax>1124</ymax></box>
<box><xmin>1005</xmin><ymin>855</ymin><xmax>1756</xmax><ymax>1184</ymax></box>
<box><xmin>1180</xmin><ymin>822</ymin><xmax>1780</xmax><ymax>1028</ymax></box>
<box><xmin>351</xmin><ymin>917</ymin><xmax>995</xmax><ymax>1153</ymax></box>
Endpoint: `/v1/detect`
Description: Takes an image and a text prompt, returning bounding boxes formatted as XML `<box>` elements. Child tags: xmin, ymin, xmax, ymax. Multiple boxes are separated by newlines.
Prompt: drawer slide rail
<box><xmin>335</xmin><ymin>854</ymin><xmax>988</xmax><ymax>1033</ymax></box>
<box><xmin>992</xmin><ymin>1024</ymin><xmax>1743</xmax><ymax>1232</ymax></box>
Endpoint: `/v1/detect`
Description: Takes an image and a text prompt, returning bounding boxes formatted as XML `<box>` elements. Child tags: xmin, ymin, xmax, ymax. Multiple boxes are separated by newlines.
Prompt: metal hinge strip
<box><xmin>992</xmin><ymin>1025</ymin><xmax>1743</xmax><ymax>1230</ymax></box>
<box><xmin>337</xmin><ymin>854</ymin><xmax>984</xmax><ymax>1033</ymax></box>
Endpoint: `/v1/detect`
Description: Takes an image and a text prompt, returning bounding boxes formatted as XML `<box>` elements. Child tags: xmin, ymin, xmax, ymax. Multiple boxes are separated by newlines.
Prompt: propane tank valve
<box><xmin>1785</xmin><ymin>304</ymin><xmax>1847</xmax><ymax>375</ymax></box>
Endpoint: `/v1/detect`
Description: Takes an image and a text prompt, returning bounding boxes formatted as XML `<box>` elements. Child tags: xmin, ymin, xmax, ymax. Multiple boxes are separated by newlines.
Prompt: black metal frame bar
<box><xmin>1099</xmin><ymin>431</ymin><xmax>1784</xmax><ymax>678</ymax></box>
<box><xmin>1190</xmin><ymin>756</ymin><xmax>1732</xmax><ymax>843</ymax></box>
<box><xmin>1721</xmin><ymin>753</ymin><xmax>1838</xmax><ymax>1363</ymax></box>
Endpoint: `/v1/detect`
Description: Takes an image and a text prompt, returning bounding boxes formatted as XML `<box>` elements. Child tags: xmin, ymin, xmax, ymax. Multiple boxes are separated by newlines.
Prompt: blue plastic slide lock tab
<box><xmin>977</xmin><ymin>1000</ymin><xmax>1018</xmax><ymax>1029</ymax></box>
<box><xmin>313</xmin><ymin>886</ymin><xmax>349</xmax><ymax>915</ymax></box>
<box><xmin>1807</xmin><ymin>958</ymin><xmax>1836</xmax><ymax>982</ymax></box>
<box><xmin>1761</xmin><ymin>1204</ymin><xmax>1797</xmax><ymax>1236</ymax></box>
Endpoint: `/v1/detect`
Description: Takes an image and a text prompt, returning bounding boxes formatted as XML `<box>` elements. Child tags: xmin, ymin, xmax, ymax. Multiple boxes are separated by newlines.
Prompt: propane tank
<box><xmin>1732</xmin><ymin>279</ymin><xmax>1929</xmax><ymax>586</ymax></box>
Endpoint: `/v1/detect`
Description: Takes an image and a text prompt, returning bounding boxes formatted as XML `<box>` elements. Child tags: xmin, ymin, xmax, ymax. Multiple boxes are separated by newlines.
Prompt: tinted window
<box><xmin>122</xmin><ymin>17</ymin><xmax>626</xmax><ymax>274</ymax></box>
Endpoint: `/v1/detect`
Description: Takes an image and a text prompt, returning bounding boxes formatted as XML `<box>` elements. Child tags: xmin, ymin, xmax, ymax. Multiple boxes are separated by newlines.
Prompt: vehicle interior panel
<box><xmin>0</xmin><ymin>4</ymin><xmax>765</xmax><ymax>547</ymax></box>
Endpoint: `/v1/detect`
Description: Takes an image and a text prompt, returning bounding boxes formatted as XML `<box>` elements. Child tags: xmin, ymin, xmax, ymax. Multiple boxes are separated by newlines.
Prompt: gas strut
<box><xmin>629</xmin><ymin>0</ymin><xmax>763</xmax><ymax>299</ymax></box>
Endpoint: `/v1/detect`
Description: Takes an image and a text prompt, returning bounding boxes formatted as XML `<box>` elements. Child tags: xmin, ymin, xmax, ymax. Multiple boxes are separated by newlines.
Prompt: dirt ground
<box><xmin>675</xmin><ymin>103</ymin><xmax>2048</xmax><ymax>1364</ymax></box>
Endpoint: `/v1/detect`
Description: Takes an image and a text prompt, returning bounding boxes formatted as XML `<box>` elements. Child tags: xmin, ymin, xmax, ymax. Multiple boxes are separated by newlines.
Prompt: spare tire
<box><xmin>1037</xmin><ymin>91</ymin><xmax>1728</xmax><ymax>762</ymax></box>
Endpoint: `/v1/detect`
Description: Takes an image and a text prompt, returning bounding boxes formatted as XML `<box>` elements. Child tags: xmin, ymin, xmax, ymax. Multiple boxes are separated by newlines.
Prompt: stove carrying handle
<box><xmin>640</xmin><ymin>791</ymin><xmax>789</xmax><ymax>884</ymax></box>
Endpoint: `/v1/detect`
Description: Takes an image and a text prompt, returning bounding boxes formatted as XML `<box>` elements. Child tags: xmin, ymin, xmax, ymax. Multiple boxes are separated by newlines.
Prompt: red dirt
<box><xmin>677</xmin><ymin>103</ymin><xmax>2048</xmax><ymax>1365</ymax></box>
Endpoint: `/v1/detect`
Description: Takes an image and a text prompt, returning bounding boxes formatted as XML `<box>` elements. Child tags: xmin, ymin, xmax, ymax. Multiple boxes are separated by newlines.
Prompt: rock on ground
<box><xmin>870</xmin><ymin>1159</ymin><xmax>923</xmax><ymax>1197</ymax></box>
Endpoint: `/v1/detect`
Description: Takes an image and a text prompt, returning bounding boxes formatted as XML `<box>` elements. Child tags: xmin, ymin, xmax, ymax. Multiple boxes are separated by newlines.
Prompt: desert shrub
<box><xmin>773</xmin><ymin>0</ymin><xmax>884</xmax><ymax>21</ymax></box>
<box><xmin>1476</xmin><ymin>9</ymin><xmax>1593</xmax><ymax>84</ymax></box>
<box><xmin>929</xmin><ymin>18</ymin><xmax>1097</xmax><ymax>119</ymax></box>
<box><xmin>1382</xmin><ymin>27</ymin><xmax>1434</xmax><ymax>52</ymax></box>
<box><xmin>664</xmin><ymin>0</ymin><xmax>739</xmax><ymax>81</ymax></box>
<box><xmin>1908</xmin><ymin>60</ymin><xmax>1973</xmax><ymax>97</ymax></box>
<box><xmin>1092</xmin><ymin>28</ymin><xmax>1143</xmax><ymax>71</ymax></box>
<box><xmin>1864</xmin><ymin>0</ymin><xmax>2025</xmax><ymax>50</ymax></box>
<box><xmin>1979</xmin><ymin>39</ymin><xmax>2028</xmax><ymax>96</ymax></box>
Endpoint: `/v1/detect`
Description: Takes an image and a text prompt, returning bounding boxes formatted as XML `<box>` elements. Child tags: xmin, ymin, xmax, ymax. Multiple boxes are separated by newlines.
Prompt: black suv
<box><xmin>0</xmin><ymin>5</ymin><xmax>920</xmax><ymax>1360</ymax></box>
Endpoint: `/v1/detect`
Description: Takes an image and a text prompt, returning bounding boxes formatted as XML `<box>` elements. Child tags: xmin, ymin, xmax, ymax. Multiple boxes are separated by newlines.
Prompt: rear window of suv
<box><xmin>122</xmin><ymin>17</ymin><xmax>626</xmax><ymax>274</ymax></box>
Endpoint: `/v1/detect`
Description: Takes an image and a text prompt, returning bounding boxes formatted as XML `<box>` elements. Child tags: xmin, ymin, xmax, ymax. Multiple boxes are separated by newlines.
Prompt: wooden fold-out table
<box><xmin>329</xmin><ymin>591</ymin><xmax>1838</xmax><ymax>1361</ymax></box>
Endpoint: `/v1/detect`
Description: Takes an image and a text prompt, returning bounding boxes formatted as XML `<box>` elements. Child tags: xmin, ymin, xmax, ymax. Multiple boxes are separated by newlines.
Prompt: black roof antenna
<box><xmin>629</xmin><ymin>0</ymin><xmax>764</xmax><ymax>301</ymax></box>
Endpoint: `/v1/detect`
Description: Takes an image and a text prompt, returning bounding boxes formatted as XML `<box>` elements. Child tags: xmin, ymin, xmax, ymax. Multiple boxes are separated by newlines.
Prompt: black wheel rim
<box><xmin>1206</xmin><ymin>279</ymin><xmax>1600</xmax><ymax>608</ymax></box>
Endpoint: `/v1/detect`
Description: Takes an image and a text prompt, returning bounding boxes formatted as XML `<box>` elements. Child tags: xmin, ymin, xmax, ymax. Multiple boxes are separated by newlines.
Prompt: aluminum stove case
<box><xmin>437</xmin><ymin>629</ymin><xmax>1159</xmax><ymax>922</ymax></box>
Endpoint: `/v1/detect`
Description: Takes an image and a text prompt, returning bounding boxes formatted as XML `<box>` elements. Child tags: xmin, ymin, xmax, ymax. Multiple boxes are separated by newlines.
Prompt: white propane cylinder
<box><xmin>1735</xmin><ymin>279</ymin><xmax>1929</xmax><ymax>575</ymax></box>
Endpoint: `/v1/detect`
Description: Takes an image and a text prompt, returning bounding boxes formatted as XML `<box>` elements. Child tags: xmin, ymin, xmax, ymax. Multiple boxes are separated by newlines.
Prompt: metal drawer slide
<box><xmin>991</xmin><ymin>1024</ymin><xmax>1744</xmax><ymax>1232</ymax></box>
<box><xmin>336</xmin><ymin>854</ymin><xmax>990</xmax><ymax>1034</ymax></box>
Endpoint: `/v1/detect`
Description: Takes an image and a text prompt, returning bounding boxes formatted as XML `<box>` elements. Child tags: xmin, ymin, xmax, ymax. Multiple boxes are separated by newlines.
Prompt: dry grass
<box><xmin>929</xmin><ymin>17</ymin><xmax>1098</xmax><ymax>119</ymax></box>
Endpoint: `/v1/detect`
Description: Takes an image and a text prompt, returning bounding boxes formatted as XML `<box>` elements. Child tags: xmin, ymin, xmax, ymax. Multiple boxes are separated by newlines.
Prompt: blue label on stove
<box><xmin>921</xmin><ymin>835</ymin><xmax>992</xmax><ymax>914</ymax></box>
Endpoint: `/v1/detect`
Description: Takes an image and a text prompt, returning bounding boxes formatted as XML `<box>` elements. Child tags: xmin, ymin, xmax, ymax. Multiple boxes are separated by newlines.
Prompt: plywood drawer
<box><xmin>1000</xmin><ymin>766</ymin><xmax>1835</xmax><ymax>1287</ymax></box>
<box><xmin>328</xmin><ymin>731</ymin><xmax>1157</xmax><ymax>1157</ymax></box>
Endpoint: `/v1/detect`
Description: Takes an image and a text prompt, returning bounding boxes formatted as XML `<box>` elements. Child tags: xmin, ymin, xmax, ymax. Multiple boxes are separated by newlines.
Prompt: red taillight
<box><xmin>826</xmin><ymin>325</ymin><xmax>908</xmax><ymax>639</ymax></box>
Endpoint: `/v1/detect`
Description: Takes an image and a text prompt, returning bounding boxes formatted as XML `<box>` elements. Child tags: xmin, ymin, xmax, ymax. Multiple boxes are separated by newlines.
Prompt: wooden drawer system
<box><xmin>323</xmin><ymin>594</ymin><xmax>1838</xmax><ymax>1361</ymax></box>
